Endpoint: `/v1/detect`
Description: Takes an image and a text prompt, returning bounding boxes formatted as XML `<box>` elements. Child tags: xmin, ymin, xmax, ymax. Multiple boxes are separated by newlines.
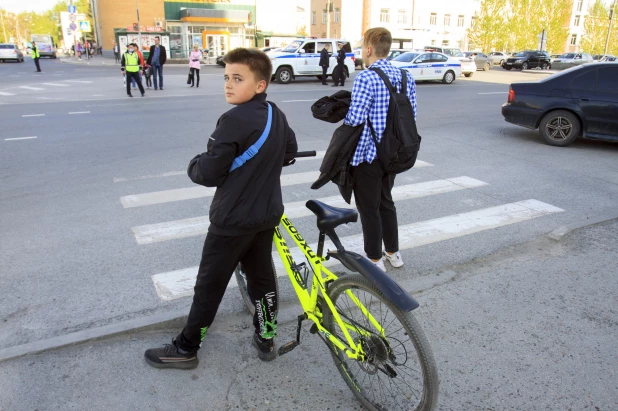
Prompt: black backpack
<box><xmin>367</xmin><ymin>67</ymin><xmax>421</xmax><ymax>174</ymax></box>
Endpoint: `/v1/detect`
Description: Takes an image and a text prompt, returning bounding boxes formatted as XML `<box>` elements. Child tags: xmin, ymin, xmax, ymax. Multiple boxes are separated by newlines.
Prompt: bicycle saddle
<box><xmin>305</xmin><ymin>200</ymin><xmax>358</xmax><ymax>232</ymax></box>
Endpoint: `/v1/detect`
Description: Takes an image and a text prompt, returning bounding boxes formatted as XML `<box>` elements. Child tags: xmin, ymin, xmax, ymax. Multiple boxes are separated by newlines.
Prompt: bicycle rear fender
<box><xmin>327</xmin><ymin>250</ymin><xmax>419</xmax><ymax>312</ymax></box>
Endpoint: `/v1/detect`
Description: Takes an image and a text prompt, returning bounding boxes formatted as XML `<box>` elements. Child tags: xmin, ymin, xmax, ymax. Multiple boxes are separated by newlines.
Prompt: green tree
<box><xmin>467</xmin><ymin>0</ymin><xmax>508</xmax><ymax>51</ymax></box>
<box><xmin>581</xmin><ymin>0</ymin><xmax>610</xmax><ymax>55</ymax></box>
<box><xmin>297</xmin><ymin>25</ymin><xmax>308</xmax><ymax>37</ymax></box>
<box><xmin>533</xmin><ymin>0</ymin><xmax>571</xmax><ymax>53</ymax></box>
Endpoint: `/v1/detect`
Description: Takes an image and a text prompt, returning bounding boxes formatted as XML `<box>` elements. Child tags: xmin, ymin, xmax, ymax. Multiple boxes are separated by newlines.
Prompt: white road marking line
<box><xmin>132</xmin><ymin>176</ymin><xmax>484</xmax><ymax>244</ymax></box>
<box><xmin>121</xmin><ymin>171</ymin><xmax>321</xmax><ymax>208</ymax></box>
<box><xmin>69</xmin><ymin>111</ymin><xmax>90</xmax><ymax>115</ymax></box>
<box><xmin>65</xmin><ymin>80</ymin><xmax>93</xmax><ymax>83</ymax></box>
<box><xmin>5</xmin><ymin>136</ymin><xmax>38</xmax><ymax>141</ymax></box>
<box><xmin>282</xmin><ymin>99</ymin><xmax>318</xmax><ymax>102</ymax></box>
<box><xmin>92</xmin><ymin>94</ymin><xmax>104</xmax><ymax>96</ymax></box>
<box><xmin>22</xmin><ymin>114</ymin><xmax>45</xmax><ymax>117</ymax></box>
<box><xmin>478</xmin><ymin>92</ymin><xmax>508</xmax><ymax>95</ymax></box>
<box><xmin>42</xmin><ymin>83</ymin><xmax>70</xmax><ymax>87</ymax></box>
<box><xmin>19</xmin><ymin>86</ymin><xmax>44</xmax><ymax>91</ymax></box>
<box><xmin>0</xmin><ymin>91</ymin><xmax>16</xmax><ymax>96</ymax></box>
<box><xmin>151</xmin><ymin>199</ymin><xmax>564</xmax><ymax>301</ymax></box>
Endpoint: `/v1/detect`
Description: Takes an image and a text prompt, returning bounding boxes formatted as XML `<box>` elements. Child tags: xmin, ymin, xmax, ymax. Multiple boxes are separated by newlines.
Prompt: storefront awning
<box><xmin>180</xmin><ymin>8</ymin><xmax>250</xmax><ymax>24</ymax></box>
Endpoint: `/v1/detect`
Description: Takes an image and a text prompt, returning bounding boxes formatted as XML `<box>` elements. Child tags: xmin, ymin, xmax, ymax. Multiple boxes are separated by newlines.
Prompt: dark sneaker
<box><xmin>252</xmin><ymin>333</ymin><xmax>277</xmax><ymax>362</ymax></box>
<box><xmin>144</xmin><ymin>340</ymin><xmax>198</xmax><ymax>369</ymax></box>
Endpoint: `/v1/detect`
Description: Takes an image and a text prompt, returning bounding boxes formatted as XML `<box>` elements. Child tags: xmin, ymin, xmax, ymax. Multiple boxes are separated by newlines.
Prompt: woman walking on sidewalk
<box><xmin>189</xmin><ymin>44</ymin><xmax>202</xmax><ymax>88</ymax></box>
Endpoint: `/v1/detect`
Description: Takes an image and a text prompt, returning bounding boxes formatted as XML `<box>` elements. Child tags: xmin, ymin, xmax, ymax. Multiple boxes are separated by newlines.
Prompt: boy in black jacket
<box><xmin>145</xmin><ymin>48</ymin><xmax>298</xmax><ymax>369</ymax></box>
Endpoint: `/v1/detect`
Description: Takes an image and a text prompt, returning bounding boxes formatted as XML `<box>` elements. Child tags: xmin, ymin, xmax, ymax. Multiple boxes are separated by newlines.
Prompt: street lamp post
<box><xmin>136</xmin><ymin>0</ymin><xmax>141</xmax><ymax>52</ymax></box>
<box><xmin>603</xmin><ymin>0</ymin><xmax>617</xmax><ymax>55</ymax></box>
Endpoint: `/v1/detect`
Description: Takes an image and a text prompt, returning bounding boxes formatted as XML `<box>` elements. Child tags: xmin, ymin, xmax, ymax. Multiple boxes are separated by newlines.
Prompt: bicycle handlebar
<box><xmin>293</xmin><ymin>151</ymin><xmax>317</xmax><ymax>158</ymax></box>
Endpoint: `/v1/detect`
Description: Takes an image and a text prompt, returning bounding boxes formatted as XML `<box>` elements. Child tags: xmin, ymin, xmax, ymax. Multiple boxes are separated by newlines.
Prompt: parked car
<box><xmin>0</xmin><ymin>43</ymin><xmax>25</xmax><ymax>63</ymax></box>
<box><xmin>504</xmin><ymin>50</ymin><xmax>551</xmax><ymax>70</ymax></box>
<box><xmin>353</xmin><ymin>47</ymin><xmax>364</xmax><ymax>69</ymax></box>
<box><xmin>552</xmin><ymin>53</ymin><xmax>593</xmax><ymax>64</ymax></box>
<box><xmin>391</xmin><ymin>51</ymin><xmax>462</xmax><ymax>84</ymax></box>
<box><xmin>550</xmin><ymin>54</ymin><xmax>562</xmax><ymax>63</ymax></box>
<box><xmin>215</xmin><ymin>55</ymin><xmax>225</xmax><ymax>67</ymax></box>
<box><xmin>387</xmin><ymin>48</ymin><xmax>414</xmax><ymax>61</ymax></box>
<box><xmin>269</xmin><ymin>38</ymin><xmax>355</xmax><ymax>84</ymax></box>
<box><xmin>463</xmin><ymin>52</ymin><xmax>492</xmax><ymax>71</ymax></box>
<box><xmin>600</xmin><ymin>55</ymin><xmax>616</xmax><ymax>62</ymax></box>
<box><xmin>501</xmin><ymin>63</ymin><xmax>618</xmax><ymax>146</ymax></box>
<box><xmin>592</xmin><ymin>54</ymin><xmax>613</xmax><ymax>61</ymax></box>
<box><xmin>488</xmin><ymin>51</ymin><xmax>509</xmax><ymax>66</ymax></box>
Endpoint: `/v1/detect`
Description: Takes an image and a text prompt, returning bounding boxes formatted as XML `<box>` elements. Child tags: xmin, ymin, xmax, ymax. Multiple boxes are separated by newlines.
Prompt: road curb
<box><xmin>547</xmin><ymin>212</ymin><xmax>618</xmax><ymax>241</ymax></box>
<box><xmin>0</xmin><ymin>309</ymin><xmax>188</xmax><ymax>363</ymax></box>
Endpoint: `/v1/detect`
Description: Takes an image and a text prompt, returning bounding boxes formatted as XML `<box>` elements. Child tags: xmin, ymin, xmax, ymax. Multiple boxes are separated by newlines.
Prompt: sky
<box><xmin>0</xmin><ymin>0</ymin><xmax>56</xmax><ymax>13</ymax></box>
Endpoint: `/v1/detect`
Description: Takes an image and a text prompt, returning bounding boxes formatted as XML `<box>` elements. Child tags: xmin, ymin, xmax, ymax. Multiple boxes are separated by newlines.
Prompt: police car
<box><xmin>390</xmin><ymin>51</ymin><xmax>462</xmax><ymax>84</ymax></box>
<box><xmin>269</xmin><ymin>38</ymin><xmax>355</xmax><ymax>84</ymax></box>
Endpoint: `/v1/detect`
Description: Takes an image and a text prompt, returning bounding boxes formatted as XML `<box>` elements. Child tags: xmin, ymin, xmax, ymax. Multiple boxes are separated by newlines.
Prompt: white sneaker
<box><xmin>371</xmin><ymin>257</ymin><xmax>386</xmax><ymax>272</ymax></box>
<box><xmin>383</xmin><ymin>251</ymin><xmax>404</xmax><ymax>268</ymax></box>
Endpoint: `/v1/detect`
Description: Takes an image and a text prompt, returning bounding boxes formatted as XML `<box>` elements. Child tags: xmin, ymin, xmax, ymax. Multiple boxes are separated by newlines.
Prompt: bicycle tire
<box><xmin>234</xmin><ymin>259</ymin><xmax>279</xmax><ymax>316</ymax></box>
<box><xmin>323</xmin><ymin>274</ymin><xmax>439</xmax><ymax>411</ymax></box>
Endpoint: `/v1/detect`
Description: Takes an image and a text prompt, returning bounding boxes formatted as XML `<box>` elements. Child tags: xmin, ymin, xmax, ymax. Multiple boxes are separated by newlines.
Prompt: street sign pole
<box><xmin>136</xmin><ymin>0</ymin><xmax>141</xmax><ymax>53</ymax></box>
<box><xmin>603</xmin><ymin>0</ymin><xmax>617</xmax><ymax>56</ymax></box>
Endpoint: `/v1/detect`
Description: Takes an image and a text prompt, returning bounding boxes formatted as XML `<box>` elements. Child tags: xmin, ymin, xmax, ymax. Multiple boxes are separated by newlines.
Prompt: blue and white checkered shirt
<box><xmin>344</xmin><ymin>58</ymin><xmax>418</xmax><ymax>166</ymax></box>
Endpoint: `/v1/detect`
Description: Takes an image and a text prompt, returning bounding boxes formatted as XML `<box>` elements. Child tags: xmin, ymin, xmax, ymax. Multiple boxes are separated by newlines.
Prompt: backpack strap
<box><xmin>229</xmin><ymin>103</ymin><xmax>273</xmax><ymax>172</ymax></box>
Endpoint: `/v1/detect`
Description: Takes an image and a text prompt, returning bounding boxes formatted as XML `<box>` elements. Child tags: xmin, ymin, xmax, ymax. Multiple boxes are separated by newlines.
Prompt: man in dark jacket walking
<box><xmin>146</xmin><ymin>36</ymin><xmax>167</xmax><ymax>90</ymax></box>
<box><xmin>319</xmin><ymin>43</ymin><xmax>331</xmax><ymax>85</ymax></box>
<box><xmin>332</xmin><ymin>42</ymin><xmax>346</xmax><ymax>87</ymax></box>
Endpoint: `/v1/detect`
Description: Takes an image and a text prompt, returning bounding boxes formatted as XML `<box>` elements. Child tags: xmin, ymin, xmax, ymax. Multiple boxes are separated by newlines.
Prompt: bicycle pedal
<box><xmin>277</xmin><ymin>341</ymin><xmax>299</xmax><ymax>356</ymax></box>
<box><xmin>310</xmin><ymin>324</ymin><xmax>318</xmax><ymax>334</ymax></box>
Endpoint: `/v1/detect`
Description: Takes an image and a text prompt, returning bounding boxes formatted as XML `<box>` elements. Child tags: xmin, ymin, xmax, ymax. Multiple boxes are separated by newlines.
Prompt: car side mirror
<box><xmin>298</xmin><ymin>49</ymin><xmax>305</xmax><ymax>54</ymax></box>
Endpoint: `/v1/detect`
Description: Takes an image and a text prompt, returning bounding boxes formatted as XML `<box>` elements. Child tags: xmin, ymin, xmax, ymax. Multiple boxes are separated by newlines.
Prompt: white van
<box><xmin>269</xmin><ymin>38</ymin><xmax>355</xmax><ymax>84</ymax></box>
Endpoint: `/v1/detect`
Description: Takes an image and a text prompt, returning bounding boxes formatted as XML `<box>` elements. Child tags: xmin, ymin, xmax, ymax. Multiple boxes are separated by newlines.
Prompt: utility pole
<box><xmin>326</xmin><ymin>1</ymin><xmax>331</xmax><ymax>38</ymax></box>
<box><xmin>136</xmin><ymin>0</ymin><xmax>141</xmax><ymax>53</ymax></box>
<box><xmin>0</xmin><ymin>8</ymin><xmax>7</xmax><ymax>43</ymax></box>
<box><xmin>603</xmin><ymin>0</ymin><xmax>616</xmax><ymax>55</ymax></box>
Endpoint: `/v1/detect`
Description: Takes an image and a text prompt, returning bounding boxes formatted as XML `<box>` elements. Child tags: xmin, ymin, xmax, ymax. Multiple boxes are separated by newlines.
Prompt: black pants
<box><xmin>352</xmin><ymin>161</ymin><xmax>398</xmax><ymax>260</ymax></box>
<box><xmin>34</xmin><ymin>58</ymin><xmax>41</xmax><ymax>72</ymax></box>
<box><xmin>176</xmin><ymin>228</ymin><xmax>278</xmax><ymax>352</ymax></box>
<box><xmin>333</xmin><ymin>63</ymin><xmax>345</xmax><ymax>86</ymax></box>
<box><xmin>190</xmin><ymin>67</ymin><xmax>200</xmax><ymax>86</ymax></box>
<box><xmin>125</xmin><ymin>71</ymin><xmax>144</xmax><ymax>95</ymax></box>
<box><xmin>114</xmin><ymin>53</ymin><xmax>120</xmax><ymax>63</ymax></box>
<box><xmin>321</xmin><ymin>66</ymin><xmax>328</xmax><ymax>84</ymax></box>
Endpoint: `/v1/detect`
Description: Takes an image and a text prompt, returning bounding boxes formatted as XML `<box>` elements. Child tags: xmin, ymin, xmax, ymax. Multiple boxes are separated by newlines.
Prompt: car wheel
<box><xmin>499</xmin><ymin>59</ymin><xmax>504</xmax><ymax>66</ymax></box>
<box><xmin>522</xmin><ymin>62</ymin><xmax>529</xmax><ymax>70</ymax></box>
<box><xmin>442</xmin><ymin>70</ymin><xmax>455</xmax><ymax>84</ymax></box>
<box><xmin>464</xmin><ymin>72</ymin><xmax>473</xmax><ymax>77</ymax></box>
<box><xmin>539</xmin><ymin>110</ymin><xmax>581</xmax><ymax>147</ymax></box>
<box><xmin>541</xmin><ymin>62</ymin><xmax>549</xmax><ymax>70</ymax></box>
<box><xmin>276</xmin><ymin>67</ymin><xmax>293</xmax><ymax>84</ymax></box>
<box><xmin>484</xmin><ymin>63</ymin><xmax>491</xmax><ymax>71</ymax></box>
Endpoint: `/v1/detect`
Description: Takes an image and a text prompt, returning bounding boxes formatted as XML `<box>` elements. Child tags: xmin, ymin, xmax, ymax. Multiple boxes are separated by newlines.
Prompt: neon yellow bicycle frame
<box><xmin>273</xmin><ymin>215</ymin><xmax>386</xmax><ymax>360</ymax></box>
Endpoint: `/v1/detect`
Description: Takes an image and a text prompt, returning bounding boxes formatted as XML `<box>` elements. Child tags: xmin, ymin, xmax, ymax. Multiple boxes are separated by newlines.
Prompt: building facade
<box><xmin>310</xmin><ymin>0</ymin><xmax>481</xmax><ymax>50</ymax></box>
<box><xmin>564</xmin><ymin>0</ymin><xmax>595</xmax><ymax>53</ymax></box>
<box><xmin>94</xmin><ymin>0</ymin><xmax>301</xmax><ymax>58</ymax></box>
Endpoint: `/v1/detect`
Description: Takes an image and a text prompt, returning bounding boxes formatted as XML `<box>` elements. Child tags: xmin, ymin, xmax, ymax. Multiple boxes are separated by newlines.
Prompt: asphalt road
<box><xmin>1</xmin><ymin>57</ymin><xmax>617</xmax><ymax>410</ymax></box>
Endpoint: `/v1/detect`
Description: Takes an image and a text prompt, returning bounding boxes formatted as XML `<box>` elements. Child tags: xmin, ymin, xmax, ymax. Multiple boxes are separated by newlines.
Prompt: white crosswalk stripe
<box><xmin>42</xmin><ymin>83</ymin><xmax>70</xmax><ymax>87</ymax></box>
<box><xmin>131</xmin><ymin>176</ymin><xmax>487</xmax><ymax>245</ymax></box>
<box><xmin>0</xmin><ymin>91</ymin><xmax>16</xmax><ymax>96</ymax></box>
<box><xmin>115</xmin><ymin>154</ymin><xmax>565</xmax><ymax>302</ymax></box>
<box><xmin>151</xmin><ymin>199</ymin><xmax>564</xmax><ymax>301</ymax></box>
<box><xmin>19</xmin><ymin>86</ymin><xmax>45</xmax><ymax>91</ymax></box>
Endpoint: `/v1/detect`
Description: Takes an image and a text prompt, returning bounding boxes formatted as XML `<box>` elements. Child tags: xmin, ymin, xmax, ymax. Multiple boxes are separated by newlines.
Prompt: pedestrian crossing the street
<box><xmin>116</xmin><ymin>156</ymin><xmax>565</xmax><ymax>302</ymax></box>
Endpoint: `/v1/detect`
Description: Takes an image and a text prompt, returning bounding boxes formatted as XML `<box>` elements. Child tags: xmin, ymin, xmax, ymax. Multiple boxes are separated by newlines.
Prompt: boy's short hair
<box><xmin>223</xmin><ymin>48</ymin><xmax>273</xmax><ymax>86</ymax></box>
<box><xmin>364</xmin><ymin>27</ymin><xmax>392</xmax><ymax>58</ymax></box>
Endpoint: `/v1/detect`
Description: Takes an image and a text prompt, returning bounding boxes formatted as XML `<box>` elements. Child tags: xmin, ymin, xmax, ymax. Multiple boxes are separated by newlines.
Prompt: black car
<box><xmin>216</xmin><ymin>55</ymin><xmax>225</xmax><ymax>67</ymax></box>
<box><xmin>502</xmin><ymin>63</ymin><xmax>618</xmax><ymax>146</ymax></box>
<box><xmin>504</xmin><ymin>50</ymin><xmax>551</xmax><ymax>70</ymax></box>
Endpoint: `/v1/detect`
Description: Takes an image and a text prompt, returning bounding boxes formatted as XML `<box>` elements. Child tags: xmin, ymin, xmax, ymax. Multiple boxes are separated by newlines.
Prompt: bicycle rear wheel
<box><xmin>323</xmin><ymin>274</ymin><xmax>439</xmax><ymax>411</ymax></box>
<box><xmin>234</xmin><ymin>259</ymin><xmax>279</xmax><ymax>316</ymax></box>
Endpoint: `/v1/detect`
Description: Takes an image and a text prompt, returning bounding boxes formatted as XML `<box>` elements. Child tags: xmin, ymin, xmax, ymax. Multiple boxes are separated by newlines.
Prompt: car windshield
<box><xmin>393</xmin><ymin>52</ymin><xmax>418</xmax><ymax>62</ymax></box>
<box><xmin>442</xmin><ymin>49</ymin><xmax>463</xmax><ymax>57</ymax></box>
<box><xmin>513</xmin><ymin>52</ymin><xmax>528</xmax><ymax>57</ymax></box>
<box><xmin>281</xmin><ymin>40</ymin><xmax>303</xmax><ymax>53</ymax></box>
<box><xmin>0</xmin><ymin>44</ymin><xmax>16</xmax><ymax>49</ymax></box>
<box><xmin>560</xmin><ymin>53</ymin><xmax>575</xmax><ymax>58</ymax></box>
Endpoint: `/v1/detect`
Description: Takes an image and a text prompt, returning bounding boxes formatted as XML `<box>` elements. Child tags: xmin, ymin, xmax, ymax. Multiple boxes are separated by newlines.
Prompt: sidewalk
<box><xmin>1</xmin><ymin>219</ymin><xmax>617</xmax><ymax>409</ymax></box>
<box><xmin>59</xmin><ymin>56</ymin><xmax>219</xmax><ymax>66</ymax></box>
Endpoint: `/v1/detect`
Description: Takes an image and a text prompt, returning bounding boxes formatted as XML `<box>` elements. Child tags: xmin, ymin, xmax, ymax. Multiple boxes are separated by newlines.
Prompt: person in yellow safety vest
<box><xmin>31</xmin><ymin>41</ymin><xmax>41</xmax><ymax>73</ymax></box>
<box><xmin>120</xmin><ymin>43</ymin><xmax>145</xmax><ymax>97</ymax></box>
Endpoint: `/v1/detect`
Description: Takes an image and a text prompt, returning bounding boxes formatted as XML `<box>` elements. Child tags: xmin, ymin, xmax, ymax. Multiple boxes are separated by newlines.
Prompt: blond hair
<box><xmin>363</xmin><ymin>27</ymin><xmax>392</xmax><ymax>58</ymax></box>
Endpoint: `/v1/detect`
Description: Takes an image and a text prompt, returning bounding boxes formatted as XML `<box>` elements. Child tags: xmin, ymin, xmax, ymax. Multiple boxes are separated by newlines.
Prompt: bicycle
<box><xmin>235</xmin><ymin>150</ymin><xmax>439</xmax><ymax>411</ymax></box>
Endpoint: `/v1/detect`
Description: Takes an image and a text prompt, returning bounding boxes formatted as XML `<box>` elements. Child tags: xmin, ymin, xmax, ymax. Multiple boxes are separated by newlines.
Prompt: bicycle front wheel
<box><xmin>234</xmin><ymin>259</ymin><xmax>279</xmax><ymax>316</ymax></box>
<box><xmin>323</xmin><ymin>274</ymin><xmax>439</xmax><ymax>411</ymax></box>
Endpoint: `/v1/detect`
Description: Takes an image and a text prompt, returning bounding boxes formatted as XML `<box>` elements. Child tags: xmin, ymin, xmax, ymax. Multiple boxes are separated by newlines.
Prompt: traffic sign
<box><xmin>69</xmin><ymin>13</ymin><xmax>77</xmax><ymax>22</ymax></box>
<box><xmin>68</xmin><ymin>5</ymin><xmax>76</xmax><ymax>13</ymax></box>
<box><xmin>69</xmin><ymin>23</ymin><xmax>77</xmax><ymax>31</ymax></box>
<box><xmin>67</xmin><ymin>28</ymin><xmax>72</xmax><ymax>35</ymax></box>
<box><xmin>78</xmin><ymin>21</ymin><xmax>91</xmax><ymax>32</ymax></box>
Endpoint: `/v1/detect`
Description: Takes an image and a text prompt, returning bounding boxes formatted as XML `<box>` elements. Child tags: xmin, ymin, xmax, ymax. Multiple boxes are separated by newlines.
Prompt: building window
<box><xmin>335</xmin><ymin>8</ymin><xmax>340</xmax><ymax>23</ymax></box>
<box><xmin>574</xmin><ymin>15</ymin><xmax>580</xmax><ymax>26</ymax></box>
<box><xmin>458</xmin><ymin>15</ymin><xmax>464</xmax><ymax>27</ymax></box>
<box><xmin>431</xmin><ymin>39</ymin><xmax>436</xmax><ymax>45</ymax></box>
<box><xmin>380</xmin><ymin>8</ymin><xmax>390</xmax><ymax>23</ymax></box>
<box><xmin>576</xmin><ymin>0</ymin><xmax>583</xmax><ymax>12</ymax></box>
<box><xmin>312</xmin><ymin>11</ymin><xmax>316</xmax><ymax>25</ymax></box>
<box><xmin>570</xmin><ymin>34</ymin><xmax>577</xmax><ymax>45</ymax></box>
<box><xmin>322</xmin><ymin>10</ymin><xmax>327</xmax><ymax>24</ymax></box>
<box><xmin>442</xmin><ymin>39</ymin><xmax>449</xmax><ymax>46</ymax></box>
<box><xmin>398</xmin><ymin>9</ymin><xmax>407</xmax><ymax>24</ymax></box>
<box><xmin>430</xmin><ymin>13</ymin><xmax>437</xmax><ymax>25</ymax></box>
<box><xmin>444</xmin><ymin>14</ymin><xmax>451</xmax><ymax>26</ymax></box>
